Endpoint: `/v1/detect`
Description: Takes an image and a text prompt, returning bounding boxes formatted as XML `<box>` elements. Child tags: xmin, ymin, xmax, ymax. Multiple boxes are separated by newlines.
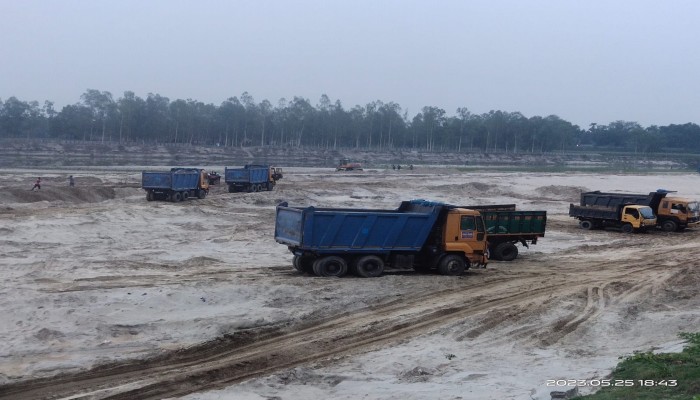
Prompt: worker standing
<box><xmin>31</xmin><ymin>177</ymin><xmax>41</xmax><ymax>191</ymax></box>
<box><xmin>69</xmin><ymin>175</ymin><xmax>75</xmax><ymax>187</ymax></box>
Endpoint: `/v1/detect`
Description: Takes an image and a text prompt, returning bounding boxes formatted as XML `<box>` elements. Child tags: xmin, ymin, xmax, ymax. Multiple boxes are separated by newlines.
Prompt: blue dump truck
<box><xmin>275</xmin><ymin>200</ymin><xmax>488</xmax><ymax>278</ymax></box>
<box><xmin>225</xmin><ymin>164</ymin><xmax>283</xmax><ymax>193</ymax></box>
<box><xmin>142</xmin><ymin>168</ymin><xmax>210</xmax><ymax>202</ymax></box>
<box><xmin>464</xmin><ymin>204</ymin><xmax>547</xmax><ymax>261</ymax></box>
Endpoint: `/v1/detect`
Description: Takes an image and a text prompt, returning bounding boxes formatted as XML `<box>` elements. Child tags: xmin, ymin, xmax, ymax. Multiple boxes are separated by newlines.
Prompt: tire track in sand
<box><xmin>0</xmin><ymin>257</ymin><xmax>680</xmax><ymax>400</ymax></box>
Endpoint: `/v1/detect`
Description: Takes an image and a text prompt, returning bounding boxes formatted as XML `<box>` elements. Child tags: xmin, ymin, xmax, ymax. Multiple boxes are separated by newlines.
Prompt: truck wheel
<box><xmin>197</xmin><ymin>189</ymin><xmax>206</xmax><ymax>199</ymax></box>
<box><xmin>292</xmin><ymin>255</ymin><xmax>303</xmax><ymax>272</ymax></box>
<box><xmin>293</xmin><ymin>254</ymin><xmax>315</xmax><ymax>274</ymax></box>
<box><xmin>172</xmin><ymin>192</ymin><xmax>182</xmax><ymax>202</ymax></box>
<box><xmin>354</xmin><ymin>255</ymin><xmax>384</xmax><ymax>278</ymax></box>
<box><xmin>579</xmin><ymin>220</ymin><xmax>593</xmax><ymax>230</ymax></box>
<box><xmin>488</xmin><ymin>245</ymin><xmax>500</xmax><ymax>261</ymax></box>
<box><xmin>438</xmin><ymin>254</ymin><xmax>466</xmax><ymax>276</ymax></box>
<box><xmin>494</xmin><ymin>242</ymin><xmax>518</xmax><ymax>261</ymax></box>
<box><xmin>146</xmin><ymin>191</ymin><xmax>154</xmax><ymax>201</ymax></box>
<box><xmin>182</xmin><ymin>191</ymin><xmax>189</xmax><ymax>201</ymax></box>
<box><xmin>621</xmin><ymin>223</ymin><xmax>633</xmax><ymax>234</ymax></box>
<box><xmin>267</xmin><ymin>182</ymin><xmax>274</xmax><ymax>191</ymax></box>
<box><xmin>228</xmin><ymin>185</ymin><xmax>235</xmax><ymax>193</ymax></box>
<box><xmin>661</xmin><ymin>220</ymin><xmax>677</xmax><ymax>232</ymax></box>
<box><xmin>312</xmin><ymin>256</ymin><xmax>347</xmax><ymax>277</ymax></box>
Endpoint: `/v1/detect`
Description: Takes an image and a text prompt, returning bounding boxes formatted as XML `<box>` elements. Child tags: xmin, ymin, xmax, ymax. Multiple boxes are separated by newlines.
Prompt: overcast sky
<box><xmin>1</xmin><ymin>0</ymin><xmax>699</xmax><ymax>128</ymax></box>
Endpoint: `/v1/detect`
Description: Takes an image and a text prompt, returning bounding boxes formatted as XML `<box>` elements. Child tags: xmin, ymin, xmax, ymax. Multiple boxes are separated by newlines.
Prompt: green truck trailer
<box><xmin>463</xmin><ymin>204</ymin><xmax>547</xmax><ymax>261</ymax></box>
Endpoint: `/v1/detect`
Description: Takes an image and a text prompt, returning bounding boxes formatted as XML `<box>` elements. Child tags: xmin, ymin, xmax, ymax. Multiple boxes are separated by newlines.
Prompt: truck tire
<box><xmin>354</xmin><ymin>255</ymin><xmax>384</xmax><ymax>278</ymax></box>
<box><xmin>494</xmin><ymin>242</ymin><xmax>518</xmax><ymax>261</ymax></box>
<box><xmin>228</xmin><ymin>185</ymin><xmax>236</xmax><ymax>193</ymax></box>
<box><xmin>312</xmin><ymin>256</ymin><xmax>348</xmax><ymax>277</ymax></box>
<box><xmin>661</xmin><ymin>220</ymin><xmax>677</xmax><ymax>232</ymax></box>
<box><xmin>267</xmin><ymin>182</ymin><xmax>274</xmax><ymax>191</ymax></box>
<box><xmin>579</xmin><ymin>220</ymin><xmax>593</xmax><ymax>230</ymax></box>
<box><xmin>293</xmin><ymin>255</ymin><xmax>315</xmax><ymax>274</ymax></box>
<box><xmin>182</xmin><ymin>191</ymin><xmax>189</xmax><ymax>201</ymax></box>
<box><xmin>621</xmin><ymin>223</ymin><xmax>633</xmax><ymax>234</ymax></box>
<box><xmin>172</xmin><ymin>192</ymin><xmax>182</xmax><ymax>202</ymax></box>
<box><xmin>197</xmin><ymin>189</ymin><xmax>206</xmax><ymax>199</ymax></box>
<box><xmin>438</xmin><ymin>254</ymin><xmax>466</xmax><ymax>276</ymax></box>
<box><xmin>146</xmin><ymin>191</ymin><xmax>154</xmax><ymax>201</ymax></box>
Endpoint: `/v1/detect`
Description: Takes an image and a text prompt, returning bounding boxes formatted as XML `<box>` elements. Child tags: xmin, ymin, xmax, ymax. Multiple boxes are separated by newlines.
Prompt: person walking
<box><xmin>69</xmin><ymin>175</ymin><xmax>75</xmax><ymax>187</ymax></box>
<box><xmin>31</xmin><ymin>177</ymin><xmax>41</xmax><ymax>191</ymax></box>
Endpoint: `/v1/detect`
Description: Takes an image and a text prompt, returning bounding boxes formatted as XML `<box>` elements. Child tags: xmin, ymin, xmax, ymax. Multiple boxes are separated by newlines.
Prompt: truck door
<box><xmin>199</xmin><ymin>170</ymin><xmax>209</xmax><ymax>190</ymax></box>
<box><xmin>460</xmin><ymin>215</ymin><xmax>485</xmax><ymax>242</ymax></box>
<box><xmin>622</xmin><ymin>206</ymin><xmax>640</xmax><ymax>227</ymax></box>
<box><xmin>443</xmin><ymin>211</ymin><xmax>487</xmax><ymax>255</ymax></box>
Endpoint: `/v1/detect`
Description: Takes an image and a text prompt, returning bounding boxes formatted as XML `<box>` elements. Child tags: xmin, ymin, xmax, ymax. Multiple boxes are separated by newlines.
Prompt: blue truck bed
<box><xmin>224</xmin><ymin>165</ymin><xmax>269</xmax><ymax>184</ymax></box>
<box><xmin>142</xmin><ymin>169</ymin><xmax>200</xmax><ymax>191</ymax></box>
<box><xmin>275</xmin><ymin>200</ymin><xmax>444</xmax><ymax>254</ymax></box>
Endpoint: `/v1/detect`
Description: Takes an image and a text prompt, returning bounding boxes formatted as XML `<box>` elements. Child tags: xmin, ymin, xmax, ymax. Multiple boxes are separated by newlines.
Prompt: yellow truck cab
<box><xmin>198</xmin><ymin>169</ymin><xmax>210</xmax><ymax>191</ymax></box>
<box><xmin>657</xmin><ymin>197</ymin><xmax>700</xmax><ymax>231</ymax></box>
<box><xmin>442</xmin><ymin>208</ymin><xmax>489</xmax><ymax>268</ymax></box>
<box><xmin>621</xmin><ymin>205</ymin><xmax>656</xmax><ymax>232</ymax></box>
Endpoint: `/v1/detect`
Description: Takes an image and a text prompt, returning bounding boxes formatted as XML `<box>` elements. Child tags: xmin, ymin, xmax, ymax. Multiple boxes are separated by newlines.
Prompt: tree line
<box><xmin>1</xmin><ymin>90</ymin><xmax>699</xmax><ymax>154</ymax></box>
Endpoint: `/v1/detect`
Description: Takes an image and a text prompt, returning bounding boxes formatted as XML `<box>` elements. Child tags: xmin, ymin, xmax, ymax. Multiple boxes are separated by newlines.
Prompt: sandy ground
<box><xmin>0</xmin><ymin>167</ymin><xmax>699</xmax><ymax>399</ymax></box>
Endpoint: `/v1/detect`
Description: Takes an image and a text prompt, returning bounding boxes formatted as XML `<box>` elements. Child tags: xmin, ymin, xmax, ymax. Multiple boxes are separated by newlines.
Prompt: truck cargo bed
<box><xmin>275</xmin><ymin>201</ymin><xmax>444</xmax><ymax>254</ymax></box>
<box><xmin>569</xmin><ymin>204</ymin><xmax>620</xmax><ymax>220</ymax></box>
<box><xmin>142</xmin><ymin>170</ymin><xmax>200</xmax><ymax>190</ymax></box>
<box><xmin>481</xmin><ymin>210</ymin><xmax>547</xmax><ymax>236</ymax></box>
<box><xmin>225</xmin><ymin>166</ymin><xmax>269</xmax><ymax>184</ymax></box>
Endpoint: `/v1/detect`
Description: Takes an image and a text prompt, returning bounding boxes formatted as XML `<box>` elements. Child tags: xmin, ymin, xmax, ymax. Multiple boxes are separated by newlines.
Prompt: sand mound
<box><xmin>5</xmin><ymin>186</ymin><xmax>118</xmax><ymax>204</ymax></box>
<box><xmin>533</xmin><ymin>185</ymin><xmax>587</xmax><ymax>201</ymax></box>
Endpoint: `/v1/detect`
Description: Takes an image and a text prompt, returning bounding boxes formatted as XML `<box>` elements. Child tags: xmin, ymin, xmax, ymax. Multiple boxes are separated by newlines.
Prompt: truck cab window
<box><xmin>625</xmin><ymin>208</ymin><xmax>639</xmax><ymax>219</ymax></box>
<box><xmin>460</xmin><ymin>216</ymin><xmax>476</xmax><ymax>230</ymax></box>
<box><xmin>639</xmin><ymin>208</ymin><xmax>655</xmax><ymax>219</ymax></box>
<box><xmin>672</xmin><ymin>203</ymin><xmax>686</xmax><ymax>213</ymax></box>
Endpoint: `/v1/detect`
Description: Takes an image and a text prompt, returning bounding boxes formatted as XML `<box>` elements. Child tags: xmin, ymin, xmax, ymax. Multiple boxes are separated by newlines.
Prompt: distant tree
<box><xmin>659</xmin><ymin>123</ymin><xmax>700</xmax><ymax>152</ymax></box>
<box><xmin>144</xmin><ymin>93</ymin><xmax>170</xmax><ymax>143</ymax></box>
<box><xmin>51</xmin><ymin>104</ymin><xmax>93</xmax><ymax>140</ymax></box>
<box><xmin>118</xmin><ymin>91</ymin><xmax>146</xmax><ymax>143</ymax></box>
<box><xmin>81</xmin><ymin>89</ymin><xmax>115</xmax><ymax>142</ymax></box>
<box><xmin>0</xmin><ymin>97</ymin><xmax>30</xmax><ymax>137</ymax></box>
<box><xmin>6</xmin><ymin>89</ymin><xmax>700</xmax><ymax>157</ymax></box>
<box><xmin>421</xmin><ymin>106</ymin><xmax>446</xmax><ymax>151</ymax></box>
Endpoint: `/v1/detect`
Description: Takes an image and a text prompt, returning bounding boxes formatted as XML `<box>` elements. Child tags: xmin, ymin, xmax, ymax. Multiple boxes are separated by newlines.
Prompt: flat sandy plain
<box><xmin>0</xmin><ymin>167</ymin><xmax>698</xmax><ymax>400</ymax></box>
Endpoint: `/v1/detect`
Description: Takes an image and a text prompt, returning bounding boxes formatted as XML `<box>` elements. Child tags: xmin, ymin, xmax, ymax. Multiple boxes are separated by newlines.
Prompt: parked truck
<box><xmin>142</xmin><ymin>168</ymin><xmax>209</xmax><ymax>202</ymax></box>
<box><xmin>579</xmin><ymin>190</ymin><xmax>700</xmax><ymax>232</ymax></box>
<box><xmin>225</xmin><ymin>164</ymin><xmax>282</xmax><ymax>193</ymax></box>
<box><xmin>569</xmin><ymin>203</ymin><xmax>656</xmax><ymax>233</ymax></box>
<box><xmin>336</xmin><ymin>158</ymin><xmax>363</xmax><ymax>171</ymax></box>
<box><xmin>275</xmin><ymin>200</ymin><xmax>488</xmax><ymax>278</ymax></box>
<box><xmin>463</xmin><ymin>204</ymin><xmax>546</xmax><ymax>261</ymax></box>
